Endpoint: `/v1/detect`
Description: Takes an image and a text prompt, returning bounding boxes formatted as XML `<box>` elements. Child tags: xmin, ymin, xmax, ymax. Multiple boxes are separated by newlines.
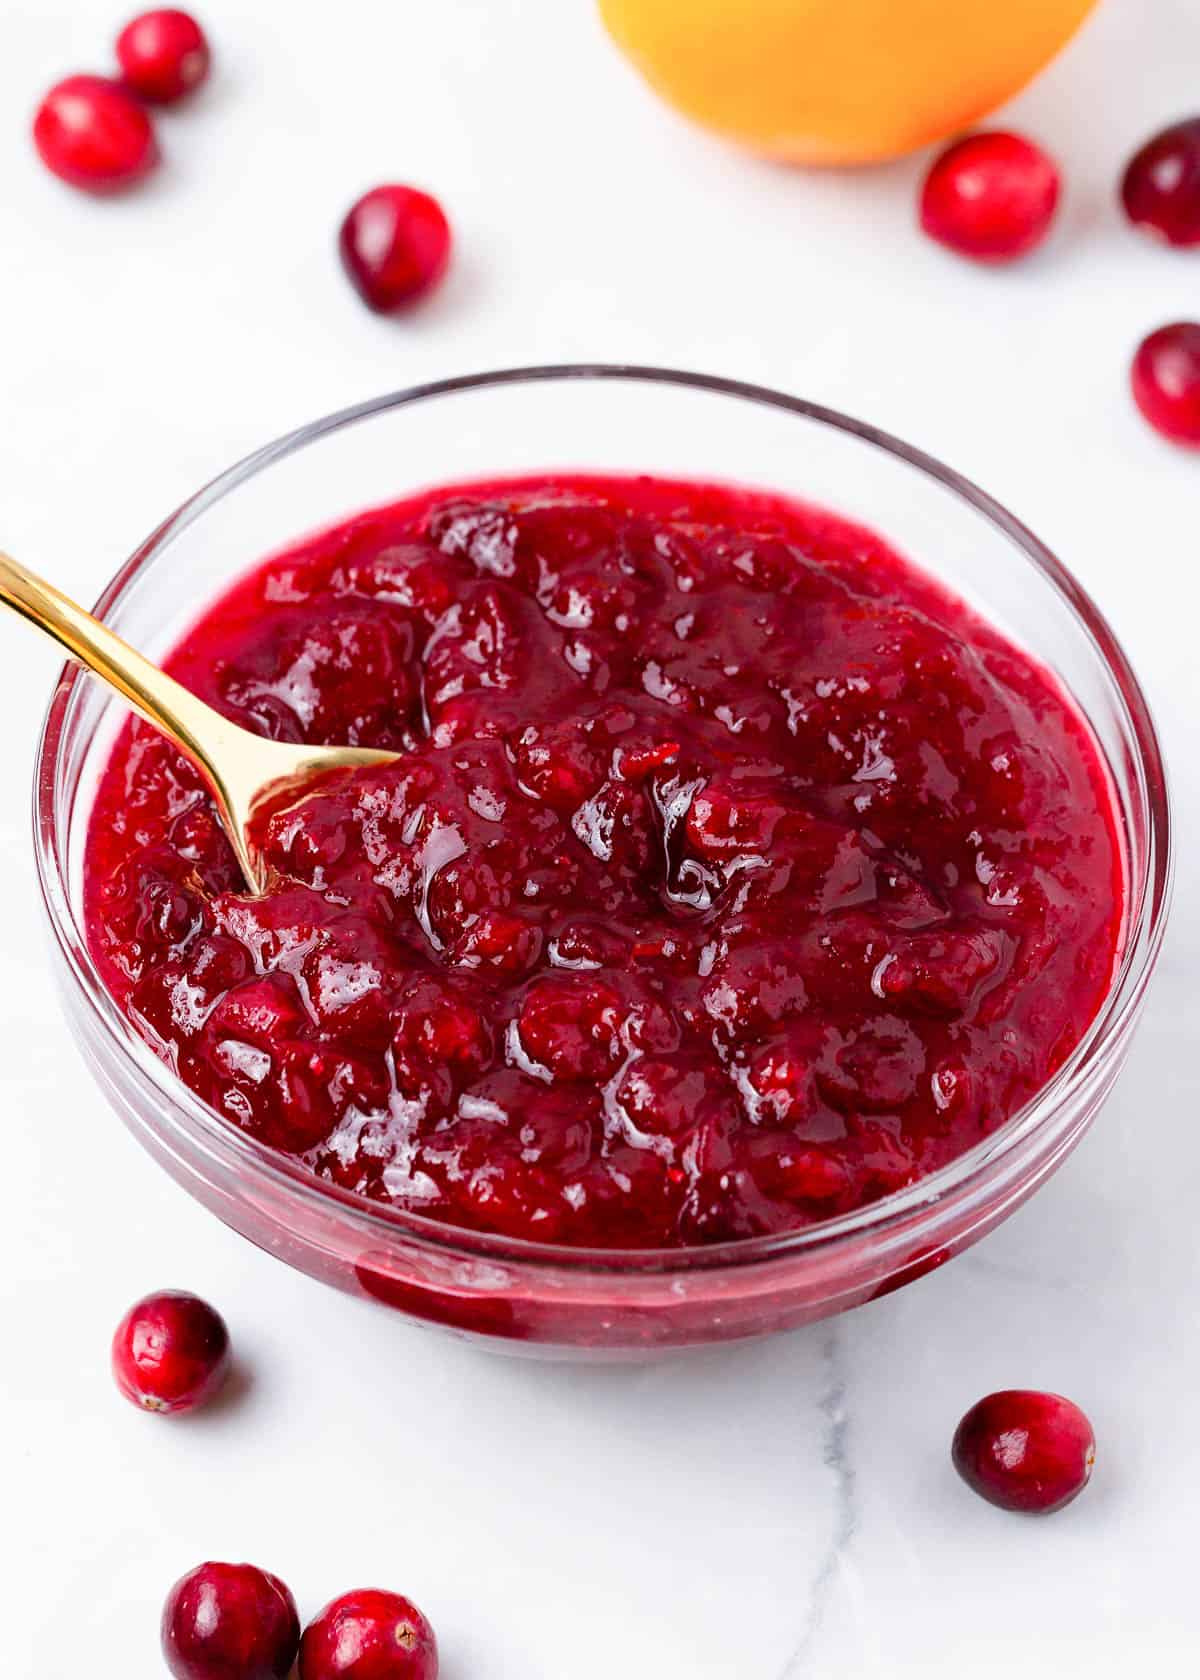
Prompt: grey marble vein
<box><xmin>776</xmin><ymin>1326</ymin><xmax>857</xmax><ymax>1678</ymax></box>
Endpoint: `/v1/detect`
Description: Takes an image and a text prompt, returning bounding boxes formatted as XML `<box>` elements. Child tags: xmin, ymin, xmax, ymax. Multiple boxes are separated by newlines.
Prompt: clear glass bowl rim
<box><xmin>33</xmin><ymin>363</ymin><xmax>1174</xmax><ymax>1278</ymax></box>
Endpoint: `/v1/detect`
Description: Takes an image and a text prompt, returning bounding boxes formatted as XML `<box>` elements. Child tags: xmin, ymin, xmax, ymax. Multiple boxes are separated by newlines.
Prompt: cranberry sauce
<box><xmin>85</xmin><ymin>475</ymin><xmax>1123</xmax><ymax>1248</ymax></box>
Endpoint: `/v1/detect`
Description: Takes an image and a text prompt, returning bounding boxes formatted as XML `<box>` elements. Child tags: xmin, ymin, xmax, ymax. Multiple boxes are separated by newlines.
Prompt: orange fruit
<box><xmin>598</xmin><ymin>0</ymin><xmax>1097</xmax><ymax>166</ymax></box>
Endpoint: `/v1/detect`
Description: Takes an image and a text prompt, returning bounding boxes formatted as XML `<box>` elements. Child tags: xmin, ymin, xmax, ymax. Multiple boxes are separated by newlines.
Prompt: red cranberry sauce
<box><xmin>85</xmin><ymin>476</ymin><xmax>1123</xmax><ymax>1248</ymax></box>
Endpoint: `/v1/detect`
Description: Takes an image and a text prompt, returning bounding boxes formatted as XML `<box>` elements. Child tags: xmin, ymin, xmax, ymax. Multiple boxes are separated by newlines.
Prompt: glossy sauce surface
<box><xmin>86</xmin><ymin>475</ymin><xmax>1123</xmax><ymax>1248</ymax></box>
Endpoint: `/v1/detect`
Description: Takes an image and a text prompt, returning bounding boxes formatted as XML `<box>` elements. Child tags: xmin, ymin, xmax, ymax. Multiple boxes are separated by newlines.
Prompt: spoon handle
<box><xmin>0</xmin><ymin>549</ymin><xmax>248</xmax><ymax>773</ymax></box>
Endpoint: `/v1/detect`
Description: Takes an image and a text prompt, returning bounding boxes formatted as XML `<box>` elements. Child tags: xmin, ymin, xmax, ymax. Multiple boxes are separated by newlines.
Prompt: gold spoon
<box><xmin>0</xmin><ymin>551</ymin><xmax>399</xmax><ymax>893</ymax></box>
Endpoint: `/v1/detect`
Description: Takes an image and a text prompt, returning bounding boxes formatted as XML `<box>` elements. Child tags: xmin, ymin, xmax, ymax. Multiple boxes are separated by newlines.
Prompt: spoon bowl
<box><xmin>0</xmin><ymin>550</ymin><xmax>397</xmax><ymax>892</ymax></box>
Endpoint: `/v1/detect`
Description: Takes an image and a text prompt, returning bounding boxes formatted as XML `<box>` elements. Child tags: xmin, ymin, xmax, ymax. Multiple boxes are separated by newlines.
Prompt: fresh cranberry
<box><xmin>1121</xmin><ymin>117</ymin><xmax>1200</xmax><ymax>246</ymax></box>
<box><xmin>1131</xmin><ymin>322</ymin><xmax>1200</xmax><ymax>446</ymax></box>
<box><xmin>299</xmin><ymin>1589</ymin><xmax>438</xmax><ymax>1680</ymax></box>
<box><xmin>339</xmin><ymin>186</ymin><xmax>451</xmax><ymax>313</ymax></box>
<box><xmin>33</xmin><ymin>74</ymin><xmax>159</xmax><ymax>194</ymax></box>
<box><xmin>116</xmin><ymin>9</ymin><xmax>210</xmax><ymax>103</ymax></box>
<box><xmin>919</xmin><ymin>132</ymin><xmax>1060</xmax><ymax>263</ymax></box>
<box><xmin>111</xmin><ymin>1289</ymin><xmax>230</xmax><ymax>1413</ymax></box>
<box><xmin>952</xmin><ymin>1390</ymin><xmax>1095</xmax><ymax>1513</ymax></box>
<box><xmin>163</xmin><ymin>1562</ymin><xmax>300</xmax><ymax>1680</ymax></box>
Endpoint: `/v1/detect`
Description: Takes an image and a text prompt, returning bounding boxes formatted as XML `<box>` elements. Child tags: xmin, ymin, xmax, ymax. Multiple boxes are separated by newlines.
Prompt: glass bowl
<box><xmin>34</xmin><ymin>366</ymin><xmax>1172</xmax><ymax>1359</ymax></box>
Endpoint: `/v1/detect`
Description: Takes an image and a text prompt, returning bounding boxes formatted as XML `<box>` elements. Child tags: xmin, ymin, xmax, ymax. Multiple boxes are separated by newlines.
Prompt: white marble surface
<box><xmin>2</xmin><ymin>0</ymin><xmax>1197</xmax><ymax>1672</ymax></box>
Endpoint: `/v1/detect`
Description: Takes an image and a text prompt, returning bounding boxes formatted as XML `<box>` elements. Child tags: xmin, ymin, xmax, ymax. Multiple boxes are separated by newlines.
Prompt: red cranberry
<box><xmin>1121</xmin><ymin>117</ymin><xmax>1200</xmax><ymax>246</ymax></box>
<box><xmin>299</xmin><ymin>1589</ymin><xmax>438</xmax><ymax>1680</ymax></box>
<box><xmin>518</xmin><ymin>977</ymin><xmax>622</xmax><ymax>1081</ymax></box>
<box><xmin>33</xmin><ymin>74</ymin><xmax>159</xmax><ymax>194</ymax></box>
<box><xmin>952</xmin><ymin>1390</ymin><xmax>1095</xmax><ymax>1514</ymax></box>
<box><xmin>339</xmin><ymin>186</ymin><xmax>452</xmax><ymax>313</ymax></box>
<box><xmin>163</xmin><ymin>1561</ymin><xmax>300</xmax><ymax>1680</ymax></box>
<box><xmin>1131</xmin><ymin>322</ymin><xmax>1200</xmax><ymax>446</ymax></box>
<box><xmin>117</xmin><ymin>9</ymin><xmax>211</xmax><ymax>104</ymax></box>
<box><xmin>919</xmin><ymin>132</ymin><xmax>1060</xmax><ymax>263</ymax></box>
<box><xmin>450</xmin><ymin>908</ymin><xmax>541</xmax><ymax>975</ymax></box>
<box><xmin>111</xmin><ymin>1289</ymin><xmax>230</xmax><ymax>1413</ymax></box>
